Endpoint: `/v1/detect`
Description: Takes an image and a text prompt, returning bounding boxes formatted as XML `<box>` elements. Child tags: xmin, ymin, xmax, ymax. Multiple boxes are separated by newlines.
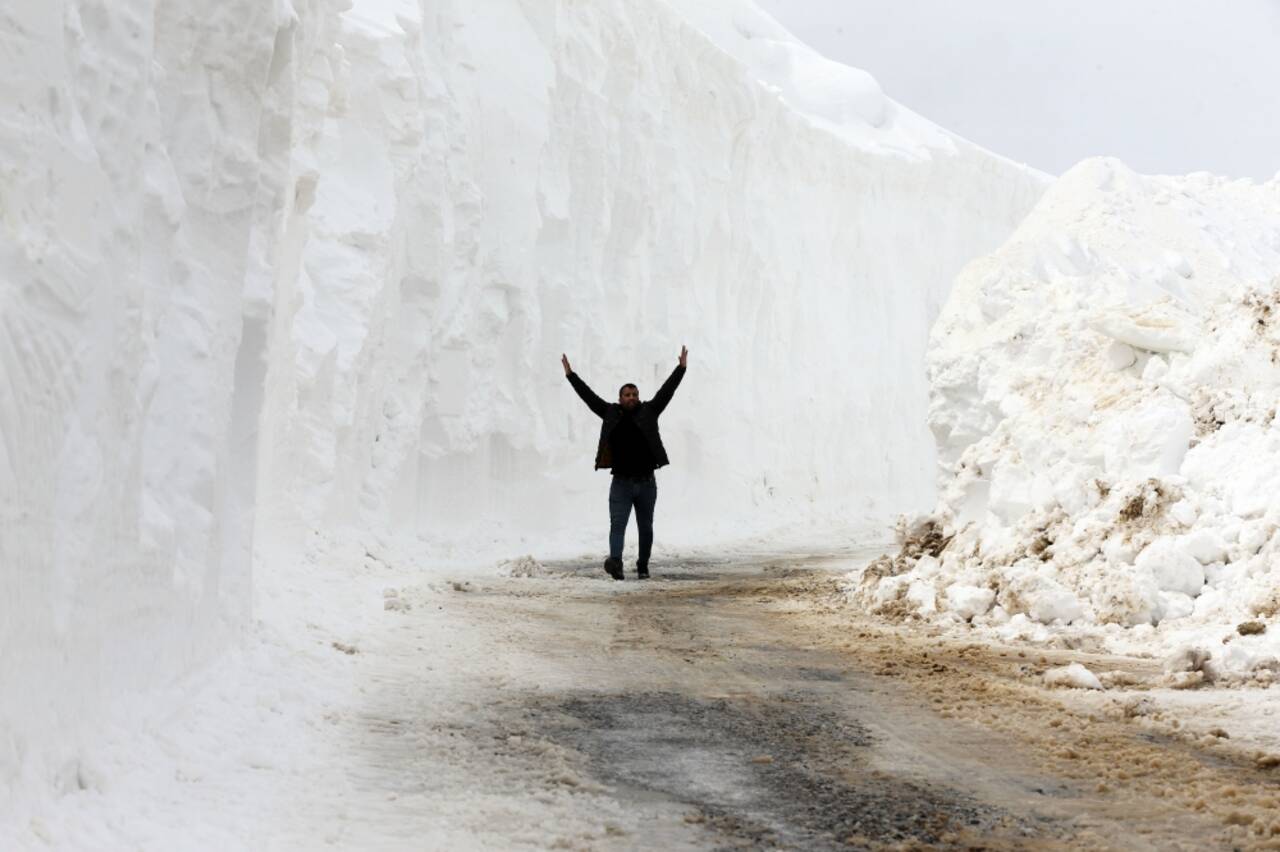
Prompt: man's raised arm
<box><xmin>562</xmin><ymin>353</ymin><xmax>610</xmax><ymax>418</ymax></box>
<box><xmin>650</xmin><ymin>345</ymin><xmax>688</xmax><ymax>415</ymax></box>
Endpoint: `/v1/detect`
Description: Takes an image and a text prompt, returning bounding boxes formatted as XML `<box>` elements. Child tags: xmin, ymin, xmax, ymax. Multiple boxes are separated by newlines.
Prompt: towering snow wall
<box><xmin>0</xmin><ymin>0</ymin><xmax>1044</xmax><ymax>789</ymax></box>
<box><xmin>857</xmin><ymin>158</ymin><xmax>1280</xmax><ymax>680</ymax></box>
<box><xmin>255</xmin><ymin>0</ymin><xmax>1048</xmax><ymax>562</ymax></box>
<box><xmin>0</xmin><ymin>0</ymin><xmax>348</xmax><ymax>789</ymax></box>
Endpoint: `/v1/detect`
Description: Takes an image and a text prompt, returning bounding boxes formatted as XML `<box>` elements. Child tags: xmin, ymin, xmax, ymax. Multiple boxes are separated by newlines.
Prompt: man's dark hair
<box><xmin>618</xmin><ymin>383</ymin><xmax>638</xmax><ymax>396</ymax></box>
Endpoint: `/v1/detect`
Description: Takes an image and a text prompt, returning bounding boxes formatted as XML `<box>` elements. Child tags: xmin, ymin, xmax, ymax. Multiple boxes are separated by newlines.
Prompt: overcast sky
<box><xmin>756</xmin><ymin>0</ymin><xmax>1280</xmax><ymax>180</ymax></box>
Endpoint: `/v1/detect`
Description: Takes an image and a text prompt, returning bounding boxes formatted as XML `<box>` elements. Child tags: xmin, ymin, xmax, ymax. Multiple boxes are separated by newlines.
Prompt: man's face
<box><xmin>619</xmin><ymin>386</ymin><xmax>640</xmax><ymax>409</ymax></box>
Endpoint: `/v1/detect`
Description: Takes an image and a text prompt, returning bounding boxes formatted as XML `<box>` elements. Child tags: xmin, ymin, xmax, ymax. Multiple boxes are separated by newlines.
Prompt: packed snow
<box><xmin>852</xmin><ymin>158</ymin><xmax>1280</xmax><ymax>682</ymax></box>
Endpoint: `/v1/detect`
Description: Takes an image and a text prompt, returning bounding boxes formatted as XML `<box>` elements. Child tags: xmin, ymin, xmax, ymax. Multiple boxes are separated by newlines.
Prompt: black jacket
<box><xmin>567</xmin><ymin>365</ymin><xmax>685</xmax><ymax>470</ymax></box>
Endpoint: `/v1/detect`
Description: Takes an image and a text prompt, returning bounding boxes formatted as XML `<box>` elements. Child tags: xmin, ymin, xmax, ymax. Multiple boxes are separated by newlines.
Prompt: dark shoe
<box><xmin>604</xmin><ymin>557</ymin><xmax>624</xmax><ymax>580</ymax></box>
<box><xmin>636</xmin><ymin>562</ymin><xmax>650</xmax><ymax>580</ymax></box>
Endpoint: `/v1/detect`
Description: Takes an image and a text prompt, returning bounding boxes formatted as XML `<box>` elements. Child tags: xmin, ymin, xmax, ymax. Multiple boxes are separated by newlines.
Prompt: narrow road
<box><xmin>335</xmin><ymin>553</ymin><xmax>1278</xmax><ymax>850</ymax></box>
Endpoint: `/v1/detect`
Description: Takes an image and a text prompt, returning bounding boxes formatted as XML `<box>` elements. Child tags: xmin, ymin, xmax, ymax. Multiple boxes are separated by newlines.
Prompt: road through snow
<box><xmin>16</xmin><ymin>550</ymin><xmax>1280</xmax><ymax>849</ymax></box>
<box><xmin>309</xmin><ymin>551</ymin><xmax>1270</xmax><ymax>850</ymax></box>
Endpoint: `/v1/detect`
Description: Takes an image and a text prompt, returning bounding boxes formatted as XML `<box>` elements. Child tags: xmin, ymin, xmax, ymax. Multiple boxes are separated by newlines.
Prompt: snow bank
<box><xmin>255</xmin><ymin>0</ymin><xmax>1048</xmax><ymax>565</ymax></box>
<box><xmin>854</xmin><ymin>158</ymin><xmax>1280</xmax><ymax>680</ymax></box>
<box><xmin>0</xmin><ymin>0</ymin><xmax>346</xmax><ymax>795</ymax></box>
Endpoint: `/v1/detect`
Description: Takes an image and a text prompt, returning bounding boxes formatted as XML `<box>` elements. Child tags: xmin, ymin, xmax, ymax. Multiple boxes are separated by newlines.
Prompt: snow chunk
<box><xmin>1089</xmin><ymin>303</ymin><xmax>1198</xmax><ymax>354</ymax></box>
<box><xmin>905</xmin><ymin>579</ymin><xmax>938</xmax><ymax>614</ymax></box>
<box><xmin>500</xmin><ymin>555</ymin><xmax>551</xmax><ymax>578</ymax></box>
<box><xmin>1101</xmin><ymin>400</ymin><xmax>1195</xmax><ymax>480</ymax></box>
<box><xmin>1104</xmin><ymin>341</ymin><xmax>1137</xmax><ymax>371</ymax></box>
<box><xmin>1006</xmin><ymin>575</ymin><xmax>1085</xmax><ymax>625</ymax></box>
<box><xmin>944</xmin><ymin>584</ymin><xmax>995</xmax><ymax>620</ymax></box>
<box><xmin>1181</xmin><ymin>530</ymin><xmax>1226</xmax><ymax>565</ymax></box>
<box><xmin>1134</xmin><ymin>537</ymin><xmax>1205</xmax><ymax>597</ymax></box>
<box><xmin>1043</xmin><ymin>663</ymin><xmax>1103</xmax><ymax>690</ymax></box>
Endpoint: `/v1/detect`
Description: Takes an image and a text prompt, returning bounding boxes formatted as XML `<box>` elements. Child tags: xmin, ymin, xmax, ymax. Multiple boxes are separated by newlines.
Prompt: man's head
<box><xmin>618</xmin><ymin>383</ymin><xmax>640</xmax><ymax>410</ymax></box>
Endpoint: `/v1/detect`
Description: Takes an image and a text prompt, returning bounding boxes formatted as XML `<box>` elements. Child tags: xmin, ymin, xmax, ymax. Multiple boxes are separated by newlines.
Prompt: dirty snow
<box><xmin>851</xmin><ymin>158</ymin><xmax>1280</xmax><ymax>682</ymax></box>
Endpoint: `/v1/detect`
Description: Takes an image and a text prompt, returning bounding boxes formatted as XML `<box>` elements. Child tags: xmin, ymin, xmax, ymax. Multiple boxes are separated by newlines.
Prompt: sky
<box><xmin>756</xmin><ymin>0</ymin><xmax>1280</xmax><ymax>180</ymax></box>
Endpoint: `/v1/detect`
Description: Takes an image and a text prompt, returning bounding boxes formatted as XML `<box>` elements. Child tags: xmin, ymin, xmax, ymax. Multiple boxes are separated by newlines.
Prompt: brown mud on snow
<box><xmin>736</xmin><ymin>562</ymin><xmax>1280</xmax><ymax>850</ymax></box>
<box><xmin>424</xmin><ymin>552</ymin><xmax>1280</xmax><ymax>850</ymax></box>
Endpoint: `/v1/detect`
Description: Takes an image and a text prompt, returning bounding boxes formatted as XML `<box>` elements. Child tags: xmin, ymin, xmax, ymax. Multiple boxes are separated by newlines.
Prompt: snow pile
<box><xmin>499</xmin><ymin>555</ymin><xmax>556</xmax><ymax>579</ymax></box>
<box><xmin>854</xmin><ymin>158</ymin><xmax>1280</xmax><ymax>680</ymax></box>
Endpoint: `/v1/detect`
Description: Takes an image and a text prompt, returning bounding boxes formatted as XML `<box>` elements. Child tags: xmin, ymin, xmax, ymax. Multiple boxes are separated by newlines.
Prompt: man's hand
<box><xmin>678</xmin><ymin>345</ymin><xmax>688</xmax><ymax>369</ymax></box>
<box><xmin>561</xmin><ymin>353</ymin><xmax>572</xmax><ymax>376</ymax></box>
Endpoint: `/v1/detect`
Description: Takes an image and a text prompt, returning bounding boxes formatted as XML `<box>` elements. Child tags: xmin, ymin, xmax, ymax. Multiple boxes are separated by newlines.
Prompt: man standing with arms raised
<box><xmin>562</xmin><ymin>346</ymin><xmax>688</xmax><ymax>580</ymax></box>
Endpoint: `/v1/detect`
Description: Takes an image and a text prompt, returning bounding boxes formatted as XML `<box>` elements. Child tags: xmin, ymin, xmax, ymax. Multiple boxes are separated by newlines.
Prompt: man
<box><xmin>562</xmin><ymin>346</ymin><xmax>688</xmax><ymax>580</ymax></box>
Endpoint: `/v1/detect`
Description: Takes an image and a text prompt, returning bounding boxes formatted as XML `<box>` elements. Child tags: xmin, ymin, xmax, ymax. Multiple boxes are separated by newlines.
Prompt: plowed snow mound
<box><xmin>852</xmin><ymin>158</ymin><xmax>1280</xmax><ymax>681</ymax></box>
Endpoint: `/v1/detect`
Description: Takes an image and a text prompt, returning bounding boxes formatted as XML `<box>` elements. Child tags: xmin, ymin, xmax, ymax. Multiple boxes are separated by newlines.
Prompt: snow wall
<box><xmin>856</xmin><ymin>158</ymin><xmax>1280</xmax><ymax>681</ymax></box>
<box><xmin>0</xmin><ymin>0</ymin><xmax>1045</xmax><ymax>787</ymax></box>
<box><xmin>254</xmin><ymin>0</ymin><xmax>1047</xmax><ymax>565</ymax></box>
<box><xmin>0</xmin><ymin>0</ymin><xmax>320</xmax><ymax>793</ymax></box>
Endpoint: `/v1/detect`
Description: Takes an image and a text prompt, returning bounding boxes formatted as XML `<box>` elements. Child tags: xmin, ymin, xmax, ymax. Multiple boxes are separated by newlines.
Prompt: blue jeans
<box><xmin>608</xmin><ymin>476</ymin><xmax>657</xmax><ymax>565</ymax></box>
